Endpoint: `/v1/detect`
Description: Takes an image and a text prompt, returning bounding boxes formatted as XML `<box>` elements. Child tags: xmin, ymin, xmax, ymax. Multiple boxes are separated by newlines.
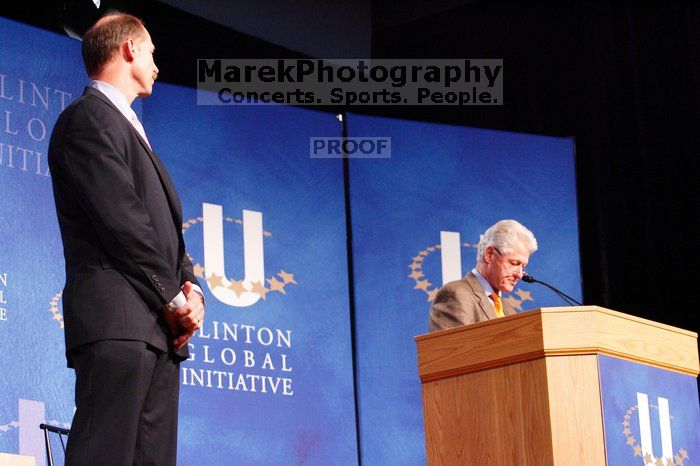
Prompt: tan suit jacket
<box><xmin>428</xmin><ymin>271</ymin><xmax>516</xmax><ymax>332</ymax></box>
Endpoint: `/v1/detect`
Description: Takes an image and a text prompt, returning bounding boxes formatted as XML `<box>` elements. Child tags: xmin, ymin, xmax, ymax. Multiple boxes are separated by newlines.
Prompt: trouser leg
<box><xmin>134</xmin><ymin>346</ymin><xmax>180</xmax><ymax>466</ymax></box>
<box><xmin>65</xmin><ymin>340</ymin><xmax>157</xmax><ymax>466</ymax></box>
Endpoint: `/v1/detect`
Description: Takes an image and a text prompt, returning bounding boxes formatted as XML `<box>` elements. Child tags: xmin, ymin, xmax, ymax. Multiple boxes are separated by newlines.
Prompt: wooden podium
<box><xmin>414</xmin><ymin>306</ymin><xmax>699</xmax><ymax>465</ymax></box>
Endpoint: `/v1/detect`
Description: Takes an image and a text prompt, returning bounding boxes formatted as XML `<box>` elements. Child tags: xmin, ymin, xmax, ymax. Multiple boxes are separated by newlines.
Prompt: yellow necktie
<box><xmin>490</xmin><ymin>293</ymin><xmax>504</xmax><ymax>318</ymax></box>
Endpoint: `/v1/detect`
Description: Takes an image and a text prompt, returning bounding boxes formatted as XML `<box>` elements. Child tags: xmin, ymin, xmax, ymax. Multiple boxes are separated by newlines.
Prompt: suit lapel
<box><xmin>464</xmin><ymin>271</ymin><xmax>497</xmax><ymax>320</ymax></box>
<box><xmin>503</xmin><ymin>298</ymin><xmax>517</xmax><ymax>316</ymax></box>
<box><xmin>143</xmin><ymin>148</ymin><xmax>183</xmax><ymax>228</ymax></box>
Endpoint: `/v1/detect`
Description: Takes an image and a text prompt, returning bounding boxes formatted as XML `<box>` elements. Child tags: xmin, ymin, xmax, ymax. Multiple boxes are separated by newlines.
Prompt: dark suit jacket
<box><xmin>48</xmin><ymin>87</ymin><xmax>200</xmax><ymax>365</ymax></box>
<box><xmin>428</xmin><ymin>271</ymin><xmax>516</xmax><ymax>332</ymax></box>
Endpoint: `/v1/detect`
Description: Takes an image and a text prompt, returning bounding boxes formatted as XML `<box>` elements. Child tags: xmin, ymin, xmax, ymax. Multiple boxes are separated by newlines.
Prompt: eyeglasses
<box><xmin>492</xmin><ymin>247</ymin><xmax>527</xmax><ymax>275</ymax></box>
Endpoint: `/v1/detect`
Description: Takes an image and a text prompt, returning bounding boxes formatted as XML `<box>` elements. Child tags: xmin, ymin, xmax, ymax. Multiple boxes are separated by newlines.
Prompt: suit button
<box><xmin>152</xmin><ymin>274</ymin><xmax>157</xmax><ymax>280</ymax></box>
<box><xmin>160</xmin><ymin>287</ymin><xmax>166</xmax><ymax>293</ymax></box>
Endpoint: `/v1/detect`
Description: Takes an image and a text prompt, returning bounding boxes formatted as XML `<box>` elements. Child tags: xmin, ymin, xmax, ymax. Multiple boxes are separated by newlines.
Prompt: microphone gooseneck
<box><xmin>521</xmin><ymin>273</ymin><xmax>582</xmax><ymax>306</ymax></box>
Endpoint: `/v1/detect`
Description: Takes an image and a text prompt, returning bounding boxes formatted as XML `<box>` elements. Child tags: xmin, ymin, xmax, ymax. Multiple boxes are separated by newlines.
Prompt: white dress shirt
<box><xmin>472</xmin><ymin>268</ymin><xmax>499</xmax><ymax>310</ymax></box>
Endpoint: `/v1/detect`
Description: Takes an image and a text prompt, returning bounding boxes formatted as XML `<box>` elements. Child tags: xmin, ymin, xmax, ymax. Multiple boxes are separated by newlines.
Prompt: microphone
<box><xmin>521</xmin><ymin>273</ymin><xmax>582</xmax><ymax>306</ymax></box>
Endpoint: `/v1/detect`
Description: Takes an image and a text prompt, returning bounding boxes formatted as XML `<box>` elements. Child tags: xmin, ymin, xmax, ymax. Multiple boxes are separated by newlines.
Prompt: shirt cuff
<box><xmin>187</xmin><ymin>283</ymin><xmax>205</xmax><ymax>306</ymax></box>
<box><xmin>165</xmin><ymin>291</ymin><xmax>187</xmax><ymax>312</ymax></box>
<box><xmin>189</xmin><ymin>283</ymin><xmax>203</xmax><ymax>297</ymax></box>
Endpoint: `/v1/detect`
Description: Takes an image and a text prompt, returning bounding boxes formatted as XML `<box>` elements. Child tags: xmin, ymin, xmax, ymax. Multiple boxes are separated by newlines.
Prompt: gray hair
<box><xmin>476</xmin><ymin>219</ymin><xmax>538</xmax><ymax>264</ymax></box>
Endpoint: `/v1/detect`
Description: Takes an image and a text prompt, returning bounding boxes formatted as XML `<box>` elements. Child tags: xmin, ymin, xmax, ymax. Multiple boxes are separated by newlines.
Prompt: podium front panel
<box><xmin>598</xmin><ymin>354</ymin><xmax>700</xmax><ymax>466</ymax></box>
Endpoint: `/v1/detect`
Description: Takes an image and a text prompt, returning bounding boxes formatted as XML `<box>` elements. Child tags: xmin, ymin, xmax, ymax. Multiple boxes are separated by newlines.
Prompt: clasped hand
<box><xmin>164</xmin><ymin>281</ymin><xmax>205</xmax><ymax>349</ymax></box>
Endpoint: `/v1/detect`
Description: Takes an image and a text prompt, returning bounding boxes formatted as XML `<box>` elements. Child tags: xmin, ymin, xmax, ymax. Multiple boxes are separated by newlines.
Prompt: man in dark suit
<box><xmin>429</xmin><ymin>220</ymin><xmax>537</xmax><ymax>332</ymax></box>
<box><xmin>48</xmin><ymin>13</ymin><xmax>205</xmax><ymax>465</ymax></box>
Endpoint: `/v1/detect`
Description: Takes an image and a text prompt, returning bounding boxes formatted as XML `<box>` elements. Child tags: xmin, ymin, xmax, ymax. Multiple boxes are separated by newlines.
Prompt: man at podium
<box><xmin>428</xmin><ymin>219</ymin><xmax>538</xmax><ymax>331</ymax></box>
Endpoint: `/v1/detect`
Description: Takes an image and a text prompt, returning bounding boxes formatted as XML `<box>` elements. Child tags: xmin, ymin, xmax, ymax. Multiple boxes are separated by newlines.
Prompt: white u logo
<box><xmin>202</xmin><ymin>203</ymin><xmax>265</xmax><ymax>307</ymax></box>
<box><xmin>440</xmin><ymin>231</ymin><xmax>463</xmax><ymax>285</ymax></box>
<box><xmin>637</xmin><ymin>392</ymin><xmax>673</xmax><ymax>466</ymax></box>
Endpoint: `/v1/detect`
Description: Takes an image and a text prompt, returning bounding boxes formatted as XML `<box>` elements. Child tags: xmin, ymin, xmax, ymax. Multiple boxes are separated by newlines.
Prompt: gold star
<box><xmin>251</xmin><ymin>281</ymin><xmax>268</xmax><ymax>300</ymax></box>
<box><xmin>278</xmin><ymin>270</ymin><xmax>297</xmax><ymax>284</ymax></box>
<box><xmin>515</xmin><ymin>289</ymin><xmax>533</xmax><ymax>301</ymax></box>
<box><xmin>418</xmin><ymin>250</ymin><xmax>429</xmax><ymax>256</ymax></box>
<box><xmin>624</xmin><ymin>414</ymin><xmax>631</xmax><ymax>420</ymax></box>
<box><xmin>193</xmin><ymin>263</ymin><xmax>205</xmax><ymax>278</ymax></box>
<box><xmin>235</xmin><ymin>218</ymin><xmax>242</xmax><ymax>224</ymax></box>
<box><xmin>680</xmin><ymin>449</ymin><xmax>688</xmax><ymax>459</ymax></box>
<box><xmin>427</xmin><ymin>289</ymin><xmax>438</xmax><ymax>302</ymax></box>
<box><xmin>52</xmin><ymin>314</ymin><xmax>61</xmax><ymax>321</ymax></box>
<box><xmin>225</xmin><ymin>217</ymin><xmax>233</xmax><ymax>222</ymax></box>
<box><xmin>207</xmin><ymin>273</ymin><xmax>224</xmax><ymax>289</ymax></box>
<box><xmin>435</xmin><ymin>244</ymin><xmax>441</xmax><ymax>249</ymax></box>
<box><xmin>655</xmin><ymin>457</ymin><xmax>665</xmax><ymax>466</ymax></box>
<box><xmin>408</xmin><ymin>263</ymin><xmax>422</xmax><ymax>271</ymax></box>
<box><xmin>264</xmin><ymin>231</ymin><xmax>271</xmax><ymax>237</ymax></box>
<box><xmin>623</xmin><ymin>421</ymin><xmax>630</xmax><ymax>427</ymax></box>
<box><xmin>634</xmin><ymin>445</ymin><xmax>642</xmax><ymax>456</ymax></box>
<box><xmin>627</xmin><ymin>437</ymin><xmax>635</xmax><ymax>445</ymax></box>
<box><xmin>426</xmin><ymin>246</ymin><xmax>435</xmax><ymax>252</ymax></box>
<box><xmin>411</xmin><ymin>255</ymin><xmax>424</xmax><ymax>262</ymax></box>
<box><xmin>267</xmin><ymin>277</ymin><xmax>286</xmax><ymax>294</ymax></box>
<box><xmin>227</xmin><ymin>280</ymin><xmax>246</xmax><ymax>297</ymax></box>
<box><xmin>644</xmin><ymin>453</ymin><xmax>653</xmax><ymax>463</ymax></box>
<box><xmin>408</xmin><ymin>270</ymin><xmax>424</xmax><ymax>280</ymax></box>
<box><xmin>623</xmin><ymin>428</ymin><xmax>631</xmax><ymax>435</ymax></box>
<box><xmin>503</xmin><ymin>295</ymin><xmax>522</xmax><ymax>311</ymax></box>
<box><xmin>414</xmin><ymin>280</ymin><xmax>431</xmax><ymax>291</ymax></box>
<box><xmin>675</xmin><ymin>454</ymin><xmax>684</xmax><ymax>465</ymax></box>
<box><xmin>197</xmin><ymin>217</ymin><xmax>203</xmax><ymax>222</ymax></box>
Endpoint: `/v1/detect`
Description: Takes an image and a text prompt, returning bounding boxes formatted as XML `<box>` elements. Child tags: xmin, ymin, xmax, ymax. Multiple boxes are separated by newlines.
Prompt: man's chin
<box><xmin>501</xmin><ymin>283</ymin><xmax>516</xmax><ymax>293</ymax></box>
<box><xmin>138</xmin><ymin>88</ymin><xmax>153</xmax><ymax>98</ymax></box>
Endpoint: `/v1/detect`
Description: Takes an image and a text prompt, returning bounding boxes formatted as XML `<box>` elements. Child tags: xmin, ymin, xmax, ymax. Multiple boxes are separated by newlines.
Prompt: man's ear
<box><xmin>483</xmin><ymin>246</ymin><xmax>494</xmax><ymax>264</ymax></box>
<box><xmin>123</xmin><ymin>39</ymin><xmax>135</xmax><ymax>61</ymax></box>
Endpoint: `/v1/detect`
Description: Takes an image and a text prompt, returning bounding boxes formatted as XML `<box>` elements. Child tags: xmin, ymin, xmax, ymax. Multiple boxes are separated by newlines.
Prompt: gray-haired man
<box><xmin>428</xmin><ymin>219</ymin><xmax>538</xmax><ymax>332</ymax></box>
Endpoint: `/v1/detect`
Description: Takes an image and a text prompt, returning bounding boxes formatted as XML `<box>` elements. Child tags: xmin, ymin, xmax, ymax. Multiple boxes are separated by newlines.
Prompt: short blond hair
<box><xmin>81</xmin><ymin>13</ymin><xmax>146</xmax><ymax>76</ymax></box>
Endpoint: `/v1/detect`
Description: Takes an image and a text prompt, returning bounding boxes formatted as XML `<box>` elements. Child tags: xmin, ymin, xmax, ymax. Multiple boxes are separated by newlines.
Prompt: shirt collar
<box><xmin>472</xmin><ymin>267</ymin><xmax>498</xmax><ymax>297</ymax></box>
<box><xmin>89</xmin><ymin>80</ymin><xmax>135</xmax><ymax>121</ymax></box>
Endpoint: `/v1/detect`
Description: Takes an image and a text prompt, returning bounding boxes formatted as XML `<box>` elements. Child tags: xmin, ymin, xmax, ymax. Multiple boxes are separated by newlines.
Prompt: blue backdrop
<box><xmin>143</xmin><ymin>84</ymin><xmax>357</xmax><ymax>465</ymax></box>
<box><xmin>0</xmin><ymin>17</ymin><xmax>93</xmax><ymax>465</ymax></box>
<box><xmin>346</xmin><ymin>113</ymin><xmax>581</xmax><ymax>465</ymax></box>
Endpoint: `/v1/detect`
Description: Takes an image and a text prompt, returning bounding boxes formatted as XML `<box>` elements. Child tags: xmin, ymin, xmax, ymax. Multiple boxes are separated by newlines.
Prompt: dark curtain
<box><xmin>370</xmin><ymin>0</ymin><xmax>700</xmax><ymax>332</ymax></box>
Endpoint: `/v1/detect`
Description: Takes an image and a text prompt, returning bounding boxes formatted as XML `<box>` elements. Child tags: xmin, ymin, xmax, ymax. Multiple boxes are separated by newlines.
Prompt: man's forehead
<box><xmin>507</xmin><ymin>240</ymin><xmax>530</xmax><ymax>257</ymax></box>
<box><xmin>133</xmin><ymin>30</ymin><xmax>154</xmax><ymax>50</ymax></box>
<box><xmin>136</xmin><ymin>28</ymin><xmax>152</xmax><ymax>41</ymax></box>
